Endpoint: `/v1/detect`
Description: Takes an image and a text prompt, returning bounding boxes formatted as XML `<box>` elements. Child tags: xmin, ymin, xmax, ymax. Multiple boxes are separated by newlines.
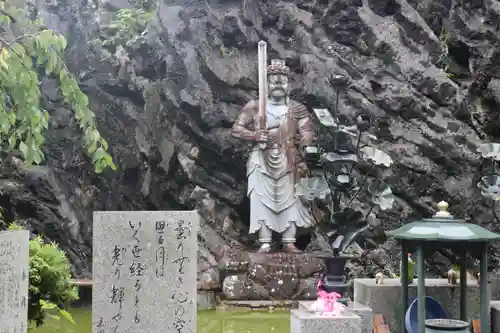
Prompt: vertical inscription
<box><xmin>110</xmin><ymin>243</ymin><xmax>126</xmax><ymax>333</ymax></box>
<box><xmin>171</xmin><ymin>219</ymin><xmax>191</xmax><ymax>333</ymax></box>
<box><xmin>155</xmin><ymin>220</ymin><xmax>166</xmax><ymax>278</ymax></box>
<box><xmin>129</xmin><ymin>221</ymin><xmax>145</xmax><ymax>325</ymax></box>
<box><xmin>93</xmin><ymin>211</ymin><xmax>197</xmax><ymax>333</ymax></box>
<box><xmin>0</xmin><ymin>230</ymin><xmax>29</xmax><ymax>333</ymax></box>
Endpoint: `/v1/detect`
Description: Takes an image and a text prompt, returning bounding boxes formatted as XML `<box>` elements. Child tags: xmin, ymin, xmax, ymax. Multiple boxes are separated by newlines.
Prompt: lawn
<box><xmin>32</xmin><ymin>307</ymin><xmax>291</xmax><ymax>333</ymax></box>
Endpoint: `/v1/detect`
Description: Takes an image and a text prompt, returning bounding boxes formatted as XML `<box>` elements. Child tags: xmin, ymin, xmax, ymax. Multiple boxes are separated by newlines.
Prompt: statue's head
<box><xmin>267</xmin><ymin>59</ymin><xmax>290</xmax><ymax>99</ymax></box>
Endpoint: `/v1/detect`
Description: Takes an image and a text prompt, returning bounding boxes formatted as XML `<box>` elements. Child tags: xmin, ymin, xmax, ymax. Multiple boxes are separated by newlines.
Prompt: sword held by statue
<box><xmin>257</xmin><ymin>40</ymin><xmax>267</xmax><ymax>150</ymax></box>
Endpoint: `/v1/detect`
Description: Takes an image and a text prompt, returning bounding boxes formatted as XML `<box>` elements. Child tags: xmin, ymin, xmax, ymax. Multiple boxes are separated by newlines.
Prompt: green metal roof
<box><xmin>387</xmin><ymin>201</ymin><xmax>500</xmax><ymax>242</ymax></box>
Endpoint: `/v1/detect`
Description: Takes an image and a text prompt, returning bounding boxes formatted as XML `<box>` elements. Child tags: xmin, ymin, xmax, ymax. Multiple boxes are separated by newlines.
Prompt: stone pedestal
<box><xmin>298</xmin><ymin>301</ymin><xmax>371</xmax><ymax>333</ymax></box>
<box><xmin>290</xmin><ymin>308</ymin><xmax>362</xmax><ymax>333</ymax></box>
<box><xmin>354</xmin><ymin>278</ymin><xmax>490</xmax><ymax>333</ymax></box>
<box><xmin>220</xmin><ymin>252</ymin><xmax>323</xmax><ymax>300</ymax></box>
<box><xmin>347</xmin><ymin>302</ymin><xmax>373</xmax><ymax>333</ymax></box>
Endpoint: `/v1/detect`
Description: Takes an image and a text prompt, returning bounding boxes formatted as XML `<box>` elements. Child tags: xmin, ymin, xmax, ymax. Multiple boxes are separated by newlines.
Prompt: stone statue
<box><xmin>231</xmin><ymin>56</ymin><xmax>315</xmax><ymax>253</ymax></box>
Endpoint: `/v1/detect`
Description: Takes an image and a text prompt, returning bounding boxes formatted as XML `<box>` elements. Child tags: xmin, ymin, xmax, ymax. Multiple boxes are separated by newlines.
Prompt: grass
<box><xmin>31</xmin><ymin>307</ymin><xmax>291</xmax><ymax>333</ymax></box>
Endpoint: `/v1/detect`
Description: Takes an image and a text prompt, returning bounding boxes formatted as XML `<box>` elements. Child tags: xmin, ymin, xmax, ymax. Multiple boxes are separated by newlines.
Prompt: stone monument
<box><xmin>92</xmin><ymin>211</ymin><xmax>198</xmax><ymax>333</ymax></box>
<box><xmin>231</xmin><ymin>41</ymin><xmax>315</xmax><ymax>253</ymax></box>
<box><xmin>0</xmin><ymin>230</ymin><xmax>29</xmax><ymax>333</ymax></box>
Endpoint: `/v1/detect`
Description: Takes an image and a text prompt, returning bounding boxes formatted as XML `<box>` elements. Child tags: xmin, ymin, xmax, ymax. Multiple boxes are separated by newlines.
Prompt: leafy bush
<box><xmin>0</xmin><ymin>1</ymin><xmax>115</xmax><ymax>172</ymax></box>
<box><xmin>100</xmin><ymin>8</ymin><xmax>155</xmax><ymax>48</ymax></box>
<box><xmin>8</xmin><ymin>223</ymin><xmax>78</xmax><ymax>328</ymax></box>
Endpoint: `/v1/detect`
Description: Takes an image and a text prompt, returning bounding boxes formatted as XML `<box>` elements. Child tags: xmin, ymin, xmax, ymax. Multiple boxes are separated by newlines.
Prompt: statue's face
<box><xmin>268</xmin><ymin>74</ymin><xmax>288</xmax><ymax>99</ymax></box>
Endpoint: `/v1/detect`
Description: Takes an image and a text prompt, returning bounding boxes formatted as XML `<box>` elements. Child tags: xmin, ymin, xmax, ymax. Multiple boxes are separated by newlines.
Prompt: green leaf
<box><xmin>8</xmin><ymin>135</ymin><xmax>17</xmax><ymax>151</ymax></box>
<box><xmin>34</xmin><ymin>132</ymin><xmax>45</xmax><ymax>145</ymax></box>
<box><xmin>59</xmin><ymin>309</ymin><xmax>76</xmax><ymax>324</ymax></box>
<box><xmin>19</xmin><ymin>141</ymin><xmax>28</xmax><ymax>159</ymax></box>
<box><xmin>8</xmin><ymin>112</ymin><xmax>15</xmax><ymax>124</ymax></box>
<box><xmin>37</xmin><ymin>30</ymin><xmax>55</xmax><ymax>49</ymax></box>
<box><xmin>58</xmin><ymin>35</ymin><xmax>68</xmax><ymax>51</ymax></box>
<box><xmin>87</xmin><ymin>143</ymin><xmax>97</xmax><ymax>154</ymax></box>
<box><xmin>33</xmin><ymin>149</ymin><xmax>43</xmax><ymax>164</ymax></box>
<box><xmin>40</xmin><ymin>300</ymin><xmax>57</xmax><ymax>310</ymax></box>
<box><xmin>101</xmin><ymin>138</ymin><xmax>108</xmax><ymax>150</ymax></box>
<box><xmin>95</xmin><ymin>161</ymin><xmax>105</xmax><ymax>173</ymax></box>
<box><xmin>0</xmin><ymin>112</ymin><xmax>10</xmax><ymax>133</ymax></box>
<box><xmin>45</xmin><ymin>51</ymin><xmax>57</xmax><ymax>75</ymax></box>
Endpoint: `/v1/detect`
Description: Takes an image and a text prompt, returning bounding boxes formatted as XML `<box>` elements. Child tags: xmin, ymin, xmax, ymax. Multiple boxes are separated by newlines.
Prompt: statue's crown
<box><xmin>267</xmin><ymin>59</ymin><xmax>290</xmax><ymax>76</ymax></box>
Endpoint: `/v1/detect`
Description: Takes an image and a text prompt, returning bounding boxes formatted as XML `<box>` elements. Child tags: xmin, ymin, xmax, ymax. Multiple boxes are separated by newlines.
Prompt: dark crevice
<box><xmin>234</xmin><ymin>197</ymin><xmax>250</xmax><ymax>228</ymax></box>
<box><xmin>179</xmin><ymin>102</ymin><xmax>212</xmax><ymax>132</ymax></box>
<box><xmin>98</xmin><ymin>84</ymin><xmax>145</xmax><ymax>106</ymax></box>
<box><xmin>295</xmin><ymin>232</ymin><xmax>312</xmax><ymax>251</ymax></box>
<box><xmin>137</xmin><ymin>57</ymin><xmax>167</xmax><ymax>81</ymax></box>
<box><xmin>448</xmin><ymin>40</ymin><xmax>472</xmax><ymax>70</ymax></box>
<box><xmin>0</xmin><ymin>194</ymin><xmax>15</xmax><ymax>222</ymax></box>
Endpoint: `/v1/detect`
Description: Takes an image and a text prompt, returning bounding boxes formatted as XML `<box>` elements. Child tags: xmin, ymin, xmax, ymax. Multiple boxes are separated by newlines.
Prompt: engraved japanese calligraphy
<box><xmin>155</xmin><ymin>220</ymin><xmax>166</xmax><ymax>278</ymax></box>
<box><xmin>129</xmin><ymin>220</ymin><xmax>144</xmax><ymax>325</ymax></box>
<box><xmin>0</xmin><ymin>230</ymin><xmax>29</xmax><ymax>333</ymax></box>
<box><xmin>171</xmin><ymin>219</ymin><xmax>192</xmax><ymax>333</ymax></box>
<box><xmin>93</xmin><ymin>211</ymin><xmax>197</xmax><ymax>333</ymax></box>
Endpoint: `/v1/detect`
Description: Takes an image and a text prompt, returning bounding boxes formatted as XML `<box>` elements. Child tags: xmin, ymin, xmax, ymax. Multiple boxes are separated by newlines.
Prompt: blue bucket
<box><xmin>405</xmin><ymin>296</ymin><xmax>448</xmax><ymax>333</ymax></box>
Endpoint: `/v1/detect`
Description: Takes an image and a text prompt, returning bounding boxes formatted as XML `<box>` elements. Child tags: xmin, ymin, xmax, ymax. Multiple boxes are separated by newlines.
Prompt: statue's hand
<box><xmin>254</xmin><ymin>130</ymin><xmax>270</xmax><ymax>143</ymax></box>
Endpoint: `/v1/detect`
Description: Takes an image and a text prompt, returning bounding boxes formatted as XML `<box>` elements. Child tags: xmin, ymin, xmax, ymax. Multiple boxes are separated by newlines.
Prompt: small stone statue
<box><xmin>375</xmin><ymin>272</ymin><xmax>385</xmax><ymax>285</ymax></box>
<box><xmin>231</xmin><ymin>47</ymin><xmax>315</xmax><ymax>253</ymax></box>
<box><xmin>446</xmin><ymin>269</ymin><xmax>458</xmax><ymax>285</ymax></box>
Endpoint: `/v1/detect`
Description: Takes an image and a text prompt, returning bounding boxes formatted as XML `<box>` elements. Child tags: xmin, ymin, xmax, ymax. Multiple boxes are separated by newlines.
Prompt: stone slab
<box><xmin>354</xmin><ymin>278</ymin><xmax>490</xmax><ymax>333</ymax></box>
<box><xmin>290</xmin><ymin>308</ymin><xmax>362</xmax><ymax>333</ymax></box>
<box><xmin>92</xmin><ymin>211</ymin><xmax>198</xmax><ymax>333</ymax></box>
<box><xmin>197</xmin><ymin>291</ymin><xmax>215</xmax><ymax>310</ymax></box>
<box><xmin>0</xmin><ymin>230</ymin><xmax>29</xmax><ymax>333</ymax></box>
<box><xmin>298</xmin><ymin>301</ymin><xmax>372</xmax><ymax>333</ymax></box>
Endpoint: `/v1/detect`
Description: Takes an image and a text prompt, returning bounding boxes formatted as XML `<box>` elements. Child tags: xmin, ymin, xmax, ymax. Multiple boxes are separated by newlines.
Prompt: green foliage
<box><xmin>437</xmin><ymin>28</ymin><xmax>451</xmax><ymax>72</ymax></box>
<box><xmin>39</xmin><ymin>299</ymin><xmax>76</xmax><ymax>325</ymax></box>
<box><xmin>100</xmin><ymin>8</ymin><xmax>154</xmax><ymax>48</ymax></box>
<box><xmin>8</xmin><ymin>223</ymin><xmax>78</xmax><ymax>328</ymax></box>
<box><xmin>219</xmin><ymin>44</ymin><xmax>235</xmax><ymax>58</ymax></box>
<box><xmin>0</xmin><ymin>1</ymin><xmax>116</xmax><ymax>173</ymax></box>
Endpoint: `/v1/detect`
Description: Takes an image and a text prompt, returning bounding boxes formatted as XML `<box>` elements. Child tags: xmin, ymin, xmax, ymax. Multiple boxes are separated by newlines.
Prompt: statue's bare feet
<box><xmin>283</xmin><ymin>243</ymin><xmax>302</xmax><ymax>254</ymax></box>
<box><xmin>258</xmin><ymin>243</ymin><xmax>271</xmax><ymax>253</ymax></box>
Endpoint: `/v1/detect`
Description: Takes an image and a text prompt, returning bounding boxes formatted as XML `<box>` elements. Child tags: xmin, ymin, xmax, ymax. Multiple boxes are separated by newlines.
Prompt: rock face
<box><xmin>6</xmin><ymin>0</ymin><xmax>500</xmax><ymax>294</ymax></box>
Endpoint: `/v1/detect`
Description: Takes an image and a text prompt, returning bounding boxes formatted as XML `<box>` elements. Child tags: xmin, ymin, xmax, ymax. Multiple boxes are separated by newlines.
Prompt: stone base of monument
<box><xmin>298</xmin><ymin>301</ymin><xmax>372</xmax><ymax>333</ymax></box>
<box><xmin>220</xmin><ymin>252</ymin><xmax>323</xmax><ymax>300</ymax></box>
<box><xmin>218</xmin><ymin>300</ymin><xmax>299</xmax><ymax>311</ymax></box>
<box><xmin>354</xmin><ymin>278</ymin><xmax>491</xmax><ymax>333</ymax></box>
<box><xmin>290</xmin><ymin>308</ymin><xmax>362</xmax><ymax>333</ymax></box>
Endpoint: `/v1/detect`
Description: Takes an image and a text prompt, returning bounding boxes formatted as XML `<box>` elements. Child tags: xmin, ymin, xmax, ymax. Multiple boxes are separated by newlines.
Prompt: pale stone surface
<box><xmin>491</xmin><ymin>301</ymin><xmax>500</xmax><ymax>333</ymax></box>
<box><xmin>92</xmin><ymin>211</ymin><xmax>198</xmax><ymax>333</ymax></box>
<box><xmin>298</xmin><ymin>301</ymin><xmax>372</xmax><ymax>333</ymax></box>
<box><xmin>354</xmin><ymin>278</ymin><xmax>490</xmax><ymax>333</ymax></box>
<box><xmin>290</xmin><ymin>308</ymin><xmax>362</xmax><ymax>333</ymax></box>
<box><xmin>0</xmin><ymin>230</ymin><xmax>29</xmax><ymax>333</ymax></box>
<box><xmin>197</xmin><ymin>291</ymin><xmax>215</xmax><ymax>310</ymax></box>
<box><xmin>347</xmin><ymin>302</ymin><xmax>373</xmax><ymax>333</ymax></box>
